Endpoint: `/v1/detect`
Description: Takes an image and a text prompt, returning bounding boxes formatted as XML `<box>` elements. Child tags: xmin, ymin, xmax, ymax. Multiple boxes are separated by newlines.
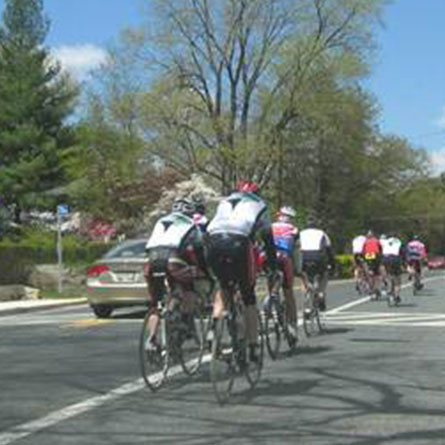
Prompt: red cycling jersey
<box><xmin>362</xmin><ymin>237</ymin><xmax>382</xmax><ymax>257</ymax></box>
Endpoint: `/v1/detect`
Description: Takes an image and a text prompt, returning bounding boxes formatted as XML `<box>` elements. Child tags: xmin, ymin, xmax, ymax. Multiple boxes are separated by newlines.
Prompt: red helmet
<box><xmin>236</xmin><ymin>179</ymin><xmax>259</xmax><ymax>193</ymax></box>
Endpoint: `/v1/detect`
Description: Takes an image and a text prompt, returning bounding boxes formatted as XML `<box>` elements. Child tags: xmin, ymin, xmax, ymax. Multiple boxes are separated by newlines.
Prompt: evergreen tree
<box><xmin>0</xmin><ymin>0</ymin><xmax>78</xmax><ymax>221</ymax></box>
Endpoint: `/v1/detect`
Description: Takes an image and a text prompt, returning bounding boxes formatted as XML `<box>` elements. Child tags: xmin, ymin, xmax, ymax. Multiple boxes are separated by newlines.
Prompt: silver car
<box><xmin>86</xmin><ymin>239</ymin><xmax>148</xmax><ymax>318</ymax></box>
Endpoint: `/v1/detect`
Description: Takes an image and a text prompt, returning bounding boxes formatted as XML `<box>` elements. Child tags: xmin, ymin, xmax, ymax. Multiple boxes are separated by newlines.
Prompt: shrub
<box><xmin>335</xmin><ymin>254</ymin><xmax>354</xmax><ymax>279</ymax></box>
<box><xmin>0</xmin><ymin>228</ymin><xmax>113</xmax><ymax>285</ymax></box>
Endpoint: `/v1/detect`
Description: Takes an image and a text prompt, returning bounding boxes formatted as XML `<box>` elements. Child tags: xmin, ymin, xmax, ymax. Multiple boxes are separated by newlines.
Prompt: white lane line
<box><xmin>326</xmin><ymin>275</ymin><xmax>444</xmax><ymax>315</ymax></box>
<box><xmin>327</xmin><ymin>312</ymin><xmax>445</xmax><ymax>320</ymax></box>
<box><xmin>0</xmin><ymin>354</ymin><xmax>210</xmax><ymax>445</ymax></box>
<box><xmin>326</xmin><ymin>296</ymin><xmax>370</xmax><ymax>315</ymax></box>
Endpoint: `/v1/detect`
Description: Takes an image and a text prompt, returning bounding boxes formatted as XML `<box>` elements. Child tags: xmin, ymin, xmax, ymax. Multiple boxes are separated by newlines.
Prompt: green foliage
<box><xmin>335</xmin><ymin>254</ymin><xmax>354</xmax><ymax>279</ymax></box>
<box><xmin>0</xmin><ymin>228</ymin><xmax>113</xmax><ymax>284</ymax></box>
<box><xmin>0</xmin><ymin>0</ymin><xmax>78</xmax><ymax>217</ymax></box>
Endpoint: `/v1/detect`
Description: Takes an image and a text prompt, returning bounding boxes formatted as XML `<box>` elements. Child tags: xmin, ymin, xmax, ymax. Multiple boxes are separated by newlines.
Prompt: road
<box><xmin>1</xmin><ymin>272</ymin><xmax>445</xmax><ymax>444</ymax></box>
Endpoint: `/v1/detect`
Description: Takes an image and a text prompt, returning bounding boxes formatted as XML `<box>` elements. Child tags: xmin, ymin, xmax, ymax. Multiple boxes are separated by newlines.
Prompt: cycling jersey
<box><xmin>362</xmin><ymin>237</ymin><xmax>382</xmax><ymax>259</ymax></box>
<box><xmin>207</xmin><ymin>191</ymin><xmax>267</xmax><ymax>237</ymax></box>
<box><xmin>272</xmin><ymin>221</ymin><xmax>298</xmax><ymax>255</ymax></box>
<box><xmin>405</xmin><ymin>240</ymin><xmax>427</xmax><ymax>261</ymax></box>
<box><xmin>299</xmin><ymin>228</ymin><xmax>331</xmax><ymax>252</ymax></box>
<box><xmin>146</xmin><ymin>212</ymin><xmax>199</xmax><ymax>251</ymax></box>
<box><xmin>382</xmin><ymin>237</ymin><xmax>403</xmax><ymax>257</ymax></box>
<box><xmin>352</xmin><ymin>235</ymin><xmax>366</xmax><ymax>255</ymax></box>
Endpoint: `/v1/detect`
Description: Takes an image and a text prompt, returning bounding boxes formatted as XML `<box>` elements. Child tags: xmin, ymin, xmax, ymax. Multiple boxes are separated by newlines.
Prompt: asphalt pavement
<box><xmin>1</xmin><ymin>272</ymin><xmax>445</xmax><ymax>445</ymax></box>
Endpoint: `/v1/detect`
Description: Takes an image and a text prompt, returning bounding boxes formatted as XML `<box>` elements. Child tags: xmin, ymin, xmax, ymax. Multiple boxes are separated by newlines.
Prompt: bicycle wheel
<box><xmin>210</xmin><ymin>315</ymin><xmax>237</xmax><ymax>404</ymax></box>
<box><xmin>245</xmin><ymin>308</ymin><xmax>264</xmax><ymax>388</ymax></box>
<box><xmin>139</xmin><ymin>310</ymin><xmax>169</xmax><ymax>391</ymax></box>
<box><xmin>264</xmin><ymin>296</ymin><xmax>281</xmax><ymax>360</ymax></box>
<box><xmin>178</xmin><ymin>299</ymin><xmax>208</xmax><ymax>376</ymax></box>
<box><xmin>303</xmin><ymin>289</ymin><xmax>317</xmax><ymax>337</ymax></box>
<box><xmin>279</xmin><ymin>295</ymin><xmax>298</xmax><ymax>352</ymax></box>
<box><xmin>314</xmin><ymin>296</ymin><xmax>325</xmax><ymax>333</ymax></box>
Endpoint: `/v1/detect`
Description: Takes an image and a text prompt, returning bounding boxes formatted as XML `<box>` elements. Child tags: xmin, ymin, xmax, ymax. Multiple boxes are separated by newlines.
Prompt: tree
<box><xmin>0</xmin><ymin>0</ymin><xmax>78</xmax><ymax>221</ymax></box>
<box><xmin>113</xmin><ymin>0</ymin><xmax>386</xmax><ymax>192</ymax></box>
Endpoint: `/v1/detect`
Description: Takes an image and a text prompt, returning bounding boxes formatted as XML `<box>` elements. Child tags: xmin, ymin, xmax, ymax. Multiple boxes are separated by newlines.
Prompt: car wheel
<box><xmin>91</xmin><ymin>304</ymin><xmax>113</xmax><ymax>318</ymax></box>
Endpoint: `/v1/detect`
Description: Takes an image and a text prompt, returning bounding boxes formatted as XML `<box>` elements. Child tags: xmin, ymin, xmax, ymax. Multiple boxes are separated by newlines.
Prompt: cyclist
<box><xmin>207</xmin><ymin>179</ymin><xmax>277</xmax><ymax>362</ymax></box>
<box><xmin>143</xmin><ymin>197</ymin><xmax>211</xmax><ymax>351</ymax></box>
<box><xmin>270</xmin><ymin>206</ymin><xmax>299</xmax><ymax>339</ymax></box>
<box><xmin>405</xmin><ymin>235</ymin><xmax>427</xmax><ymax>288</ymax></box>
<box><xmin>362</xmin><ymin>230</ymin><xmax>382</xmax><ymax>298</ymax></box>
<box><xmin>352</xmin><ymin>233</ymin><xmax>366</xmax><ymax>293</ymax></box>
<box><xmin>299</xmin><ymin>215</ymin><xmax>334</xmax><ymax>312</ymax></box>
<box><xmin>381</xmin><ymin>233</ymin><xmax>404</xmax><ymax>303</ymax></box>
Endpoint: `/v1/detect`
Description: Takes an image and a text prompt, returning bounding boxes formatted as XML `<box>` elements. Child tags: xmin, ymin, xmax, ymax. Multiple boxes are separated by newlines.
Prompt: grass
<box><xmin>39</xmin><ymin>283</ymin><xmax>88</xmax><ymax>300</ymax></box>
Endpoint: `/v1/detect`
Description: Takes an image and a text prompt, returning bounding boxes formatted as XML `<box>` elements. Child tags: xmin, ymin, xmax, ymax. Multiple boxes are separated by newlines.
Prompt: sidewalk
<box><xmin>0</xmin><ymin>297</ymin><xmax>87</xmax><ymax>317</ymax></box>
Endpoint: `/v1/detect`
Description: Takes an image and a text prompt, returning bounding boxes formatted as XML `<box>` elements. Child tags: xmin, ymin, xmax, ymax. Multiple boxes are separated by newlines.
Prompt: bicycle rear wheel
<box><xmin>139</xmin><ymin>311</ymin><xmax>169</xmax><ymax>391</ymax></box>
<box><xmin>264</xmin><ymin>296</ymin><xmax>281</xmax><ymax>360</ymax></box>
<box><xmin>210</xmin><ymin>316</ymin><xmax>236</xmax><ymax>404</ymax></box>
<box><xmin>178</xmin><ymin>299</ymin><xmax>208</xmax><ymax>376</ymax></box>
<box><xmin>245</xmin><ymin>309</ymin><xmax>264</xmax><ymax>388</ymax></box>
<box><xmin>303</xmin><ymin>289</ymin><xmax>323</xmax><ymax>336</ymax></box>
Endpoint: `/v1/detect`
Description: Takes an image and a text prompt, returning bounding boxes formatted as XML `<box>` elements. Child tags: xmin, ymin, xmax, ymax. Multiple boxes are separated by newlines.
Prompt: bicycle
<box><xmin>354</xmin><ymin>259</ymin><xmax>370</xmax><ymax>296</ymax></box>
<box><xmin>386</xmin><ymin>272</ymin><xmax>400</xmax><ymax>307</ymax></box>
<box><xmin>139</xmin><ymin>273</ymin><xmax>212</xmax><ymax>391</ymax></box>
<box><xmin>408</xmin><ymin>260</ymin><xmax>423</xmax><ymax>296</ymax></box>
<box><xmin>302</xmin><ymin>261</ymin><xmax>325</xmax><ymax>337</ymax></box>
<box><xmin>263</xmin><ymin>270</ymin><xmax>297</xmax><ymax>360</ymax></box>
<box><xmin>210</xmin><ymin>284</ymin><xmax>264</xmax><ymax>405</ymax></box>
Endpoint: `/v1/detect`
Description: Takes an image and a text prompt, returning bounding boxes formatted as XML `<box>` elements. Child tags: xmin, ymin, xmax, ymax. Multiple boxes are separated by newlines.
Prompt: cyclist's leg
<box><xmin>240</xmin><ymin>243</ymin><xmax>258</xmax><ymax>345</ymax></box>
<box><xmin>416</xmin><ymin>260</ymin><xmax>423</xmax><ymax>284</ymax></box>
<box><xmin>143</xmin><ymin>251</ymin><xmax>169</xmax><ymax>348</ymax></box>
<box><xmin>279</xmin><ymin>253</ymin><xmax>297</xmax><ymax>325</ymax></box>
<box><xmin>300</xmin><ymin>252</ymin><xmax>311</xmax><ymax>292</ymax></box>
<box><xmin>208</xmin><ymin>234</ymin><xmax>234</xmax><ymax>320</ymax></box>
<box><xmin>406</xmin><ymin>261</ymin><xmax>414</xmax><ymax>280</ymax></box>
<box><xmin>364</xmin><ymin>260</ymin><xmax>375</xmax><ymax>293</ymax></box>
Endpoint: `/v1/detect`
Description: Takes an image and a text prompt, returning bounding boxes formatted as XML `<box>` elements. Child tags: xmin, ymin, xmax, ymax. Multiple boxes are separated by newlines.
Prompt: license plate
<box><xmin>116</xmin><ymin>273</ymin><xmax>135</xmax><ymax>282</ymax></box>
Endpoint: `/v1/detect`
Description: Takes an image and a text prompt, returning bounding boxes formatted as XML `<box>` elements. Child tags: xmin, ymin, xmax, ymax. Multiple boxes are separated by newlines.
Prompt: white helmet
<box><xmin>279</xmin><ymin>206</ymin><xmax>296</xmax><ymax>219</ymax></box>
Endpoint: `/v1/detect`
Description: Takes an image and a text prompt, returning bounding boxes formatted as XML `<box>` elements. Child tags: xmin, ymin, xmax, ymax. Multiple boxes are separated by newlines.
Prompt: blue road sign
<box><xmin>57</xmin><ymin>205</ymin><xmax>69</xmax><ymax>216</ymax></box>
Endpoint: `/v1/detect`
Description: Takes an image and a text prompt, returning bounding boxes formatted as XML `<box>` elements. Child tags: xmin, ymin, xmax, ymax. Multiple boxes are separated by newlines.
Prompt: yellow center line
<box><xmin>61</xmin><ymin>319</ymin><xmax>114</xmax><ymax>328</ymax></box>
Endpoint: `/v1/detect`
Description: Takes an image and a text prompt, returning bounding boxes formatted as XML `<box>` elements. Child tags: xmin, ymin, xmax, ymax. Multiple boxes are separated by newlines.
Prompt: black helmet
<box><xmin>172</xmin><ymin>197</ymin><xmax>196</xmax><ymax>216</ymax></box>
<box><xmin>191</xmin><ymin>193</ymin><xmax>206</xmax><ymax>215</ymax></box>
<box><xmin>306</xmin><ymin>213</ymin><xmax>318</xmax><ymax>228</ymax></box>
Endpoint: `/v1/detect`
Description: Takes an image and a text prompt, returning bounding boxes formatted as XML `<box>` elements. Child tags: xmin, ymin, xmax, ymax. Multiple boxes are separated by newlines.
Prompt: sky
<box><xmin>0</xmin><ymin>0</ymin><xmax>444</xmax><ymax>172</ymax></box>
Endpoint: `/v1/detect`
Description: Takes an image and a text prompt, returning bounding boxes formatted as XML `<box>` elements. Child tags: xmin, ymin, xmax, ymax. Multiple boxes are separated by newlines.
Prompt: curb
<box><xmin>0</xmin><ymin>298</ymin><xmax>87</xmax><ymax>317</ymax></box>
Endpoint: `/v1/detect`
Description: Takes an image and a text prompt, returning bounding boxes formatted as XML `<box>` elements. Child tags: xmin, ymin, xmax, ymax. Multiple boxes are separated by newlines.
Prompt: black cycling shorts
<box><xmin>207</xmin><ymin>233</ymin><xmax>256</xmax><ymax>305</ymax></box>
<box><xmin>364</xmin><ymin>255</ymin><xmax>381</xmax><ymax>274</ymax></box>
<box><xmin>384</xmin><ymin>255</ymin><xmax>402</xmax><ymax>277</ymax></box>
<box><xmin>301</xmin><ymin>251</ymin><xmax>327</xmax><ymax>277</ymax></box>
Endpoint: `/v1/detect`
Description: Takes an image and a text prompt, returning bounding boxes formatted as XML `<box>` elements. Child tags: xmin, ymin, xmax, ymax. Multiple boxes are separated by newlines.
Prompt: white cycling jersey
<box><xmin>146</xmin><ymin>212</ymin><xmax>196</xmax><ymax>250</ymax></box>
<box><xmin>299</xmin><ymin>228</ymin><xmax>331</xmax><ymax>252</ymax></box>
<box><xmin>207</xmin><ymin>192</ymin><xmax>267</xmax><ymax>237</ymax></box>
<box><xmin>382</xmin><ymin>237</ymin><xmax>402</xmax><ymax>256</ymax></box>
<box><xmin>352</xmin><ymin>235</ymin><xmax>366</xmax><ymax>254</ymax></box>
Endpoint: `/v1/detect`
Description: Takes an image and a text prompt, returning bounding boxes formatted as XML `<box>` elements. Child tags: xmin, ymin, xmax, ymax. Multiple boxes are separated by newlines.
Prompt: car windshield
<box><xmin>104</xmin><ymin>240</ymin><xmax>147</xmax><ymax>259</ymax></box>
